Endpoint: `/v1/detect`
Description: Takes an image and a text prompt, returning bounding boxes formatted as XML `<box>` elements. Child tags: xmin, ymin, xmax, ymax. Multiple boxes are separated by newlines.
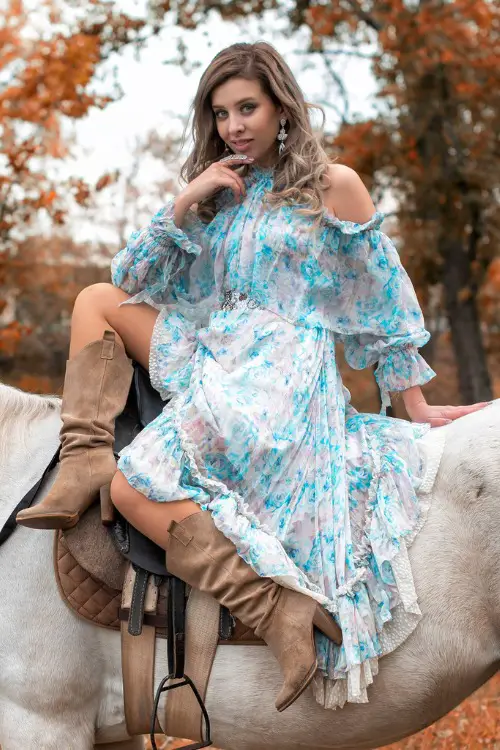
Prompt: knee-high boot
<box><xmin>166</xmin><ymin>510</ymin><xmax>343</xmax><ymax>712</ymax></box>
<box><xmin>16</xmin><ymin>330</ymin><xmax>133</xmax><ymax>530</ymax></box>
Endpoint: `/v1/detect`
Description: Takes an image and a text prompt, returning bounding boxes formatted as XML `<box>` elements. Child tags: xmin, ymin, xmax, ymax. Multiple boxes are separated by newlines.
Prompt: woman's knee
<box><xmin>73</xmin><ymin>283</ymin><xmax>128</xmax><ymax>320</ymax></box>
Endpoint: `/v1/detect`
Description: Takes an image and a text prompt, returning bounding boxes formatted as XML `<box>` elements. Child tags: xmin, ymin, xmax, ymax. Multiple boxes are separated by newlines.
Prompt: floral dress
<box><xmin>111</xmin><ymin>164</ymin><xmax>446</xmax><ymax>709</ymax></box>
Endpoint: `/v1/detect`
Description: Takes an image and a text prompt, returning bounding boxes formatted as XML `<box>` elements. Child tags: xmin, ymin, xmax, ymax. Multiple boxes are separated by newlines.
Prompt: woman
<box><xmin>16</xmin><ymin>41</ymin><xmax>488</xmax><ymax>710</ymax></box>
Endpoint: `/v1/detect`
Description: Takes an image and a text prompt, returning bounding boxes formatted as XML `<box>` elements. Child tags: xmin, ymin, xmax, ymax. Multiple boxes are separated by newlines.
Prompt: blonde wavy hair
<box><xmin>179</xmin><ymin>41</ymin><xmax>335</xmax><ymax>227</ymax></box>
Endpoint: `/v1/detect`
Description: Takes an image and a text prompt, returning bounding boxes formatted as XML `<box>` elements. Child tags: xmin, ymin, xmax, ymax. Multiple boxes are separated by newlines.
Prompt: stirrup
<box><xmin>150</xmin><ymin>673</ymin><xmax>212</xmax><ymax>750</ymax></box>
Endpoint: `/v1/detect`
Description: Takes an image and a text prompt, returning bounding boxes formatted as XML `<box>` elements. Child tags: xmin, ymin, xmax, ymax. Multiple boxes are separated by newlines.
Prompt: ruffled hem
<box><xmin>321</xmin><ymin>209</ymin><xmax>386</xmax><ymax>234</ymax></box>
<box><xmin>117</xmin><ymin>391</ymin><xmax>447</xmax><ymax>710</ymax></box>
<box><xmin>311</xmin><ymin>423</ymin><xmax>447</xmax><ymax>708</ymax></box>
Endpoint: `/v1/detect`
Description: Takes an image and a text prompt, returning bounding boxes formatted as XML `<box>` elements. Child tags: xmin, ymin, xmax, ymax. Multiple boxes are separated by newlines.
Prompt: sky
<box><xmin>60</xmin><ymin>2</ymin><xmax>379</xmax><ymax>244</ymax></box>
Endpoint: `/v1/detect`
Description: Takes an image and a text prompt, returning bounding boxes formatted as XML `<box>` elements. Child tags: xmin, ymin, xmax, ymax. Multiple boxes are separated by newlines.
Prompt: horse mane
<box><xmin>0</xmin><ymin>383</ymin><xmax>61</xmax><ymax>459</ymax></box>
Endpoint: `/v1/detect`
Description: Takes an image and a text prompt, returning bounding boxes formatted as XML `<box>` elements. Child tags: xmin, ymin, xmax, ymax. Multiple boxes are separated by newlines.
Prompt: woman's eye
<box><xmin>214</xmin><ymin>104</ymin><xmax>255</xmax><ymax>119</ymax></box>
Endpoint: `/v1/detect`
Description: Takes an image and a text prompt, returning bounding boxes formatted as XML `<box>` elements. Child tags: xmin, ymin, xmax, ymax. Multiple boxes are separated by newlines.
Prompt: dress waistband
<box><xmin>221</xmin><ymin>289</ymin><xmax>261</xmax><ymax>312</ymax></box>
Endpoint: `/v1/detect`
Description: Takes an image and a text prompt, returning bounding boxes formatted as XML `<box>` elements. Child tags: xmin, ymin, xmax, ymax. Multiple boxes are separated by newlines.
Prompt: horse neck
<box><xmin>0</xmin><ymin>385</ymin><xmax>61</xmax><ymax>522</ymax></box>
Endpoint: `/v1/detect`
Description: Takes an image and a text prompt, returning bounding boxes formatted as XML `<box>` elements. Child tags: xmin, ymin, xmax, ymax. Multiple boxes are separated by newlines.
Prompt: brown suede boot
<box><xmin>16</xmin><ymin>330</ymin><xmax>133</xmax><ymax>530</ymax></box>
<box><xmin>166</xmin><ymin>511</ymin><xmax>343</xmax><ymax>712</ymax></box>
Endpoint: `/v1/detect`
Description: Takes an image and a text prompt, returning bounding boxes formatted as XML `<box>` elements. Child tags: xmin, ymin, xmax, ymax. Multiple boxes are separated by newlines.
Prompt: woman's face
<box><xmin>211</xmin><ymin>77</ymin><xmax>284</xmax><ymax>167</ymax></box>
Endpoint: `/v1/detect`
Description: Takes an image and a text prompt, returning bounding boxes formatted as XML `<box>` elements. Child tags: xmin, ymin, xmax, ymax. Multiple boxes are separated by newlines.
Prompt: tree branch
<box><xmin>319</xmin><ymin>51</ymin><xmax>350</xmax><ymax>123</ymax></box>
<box><xmin>342</xmin><ymin>0</ymin><xmax>382</xmax><ymax>31</ymax></box>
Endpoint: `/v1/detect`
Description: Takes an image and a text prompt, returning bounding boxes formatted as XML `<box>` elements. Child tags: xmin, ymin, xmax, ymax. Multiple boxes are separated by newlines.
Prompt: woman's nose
<box><xmin>228</xmin><ymin>117</ymin><xmax>245</xmax><ymax>136</ymax></box>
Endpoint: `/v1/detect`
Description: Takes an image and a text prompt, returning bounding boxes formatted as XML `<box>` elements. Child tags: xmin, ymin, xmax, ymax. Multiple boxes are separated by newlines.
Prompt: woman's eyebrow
<box><xmin>212</xmin><ymin>98</ymin><xmax>256</xmax><ymax>109</ymax></box>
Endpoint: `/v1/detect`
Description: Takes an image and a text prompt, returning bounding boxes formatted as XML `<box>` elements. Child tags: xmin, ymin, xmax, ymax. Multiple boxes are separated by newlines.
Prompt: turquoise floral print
<box><xmin>111</xmin><ymin>164</ymin><xmax>443</xmax><ymax>708</ymax></box>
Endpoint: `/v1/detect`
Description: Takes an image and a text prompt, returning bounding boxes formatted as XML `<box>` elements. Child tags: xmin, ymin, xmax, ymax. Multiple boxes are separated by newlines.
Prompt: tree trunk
<box><xmin>442</xmin><ymin>241</ymin><xmax>492</xmax><ymax>404</ymax></box>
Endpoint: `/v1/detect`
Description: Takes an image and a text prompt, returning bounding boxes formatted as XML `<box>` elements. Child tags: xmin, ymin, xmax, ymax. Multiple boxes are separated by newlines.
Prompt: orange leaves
<box><xmin>334</xmin><ymin>119</ymin><xmax>391</xmax><ymax>179</ymax></box>
<box><xmin>0</xmin><ymin>0</ymin><xmax>148</xmax><ymax>246</ymax></box>
<box><xmin>486</xmin><ymin>258</ymin><xmax>500</xmax><ymax>287</ymax></box>
<box><xmin>71</xmin><ymin>179</ymin><xmax>91</xmax><ymax>207</ymax></box>
<box><xmin>36</xmin><ymin>190</ymin><xmax>57</xmax><ymax>208</ymax></box>
<box><xmin>306</xmin><ymin>5</ymin><xmax>338</xmax><ymax>38</ymax></box>
<box><xmin>0</xmin><ymin>320</ymin><xmax>32</xmax><ymax>356</ymax></box>
<box><xmin>95</xmin><ymin>171</ymin><xmax>119</xmax><ymax>192</ymax></box>
<box><xmin>0</xmin><ymin>32</ymin><xmax>102</xmax><ymax>125</ymax></box>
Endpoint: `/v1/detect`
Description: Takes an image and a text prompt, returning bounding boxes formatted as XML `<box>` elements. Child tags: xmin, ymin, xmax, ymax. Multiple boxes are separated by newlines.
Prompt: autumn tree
<box><xmin>302</xmin><ymin>0</ymin><xmax>500</xmax><ymax>403</ymax></box>
<box><xmin>0</xmin><ymin>0</ymin><xmax>172</xmax><ymax>359</ymax></box>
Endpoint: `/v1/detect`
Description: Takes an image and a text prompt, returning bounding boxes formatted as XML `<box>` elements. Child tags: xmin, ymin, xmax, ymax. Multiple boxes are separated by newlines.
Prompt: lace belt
<box><xmin>221</xmin><ymin>289</ymin><xmax>261</xmax><ymax>311</ymax></box>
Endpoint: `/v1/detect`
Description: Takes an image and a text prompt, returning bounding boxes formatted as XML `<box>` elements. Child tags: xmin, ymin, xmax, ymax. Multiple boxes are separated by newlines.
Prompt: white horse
<box><xmin>0</xmin><ymin>381</ymin><xmax>498</xmax><ymax>750</ymax></box>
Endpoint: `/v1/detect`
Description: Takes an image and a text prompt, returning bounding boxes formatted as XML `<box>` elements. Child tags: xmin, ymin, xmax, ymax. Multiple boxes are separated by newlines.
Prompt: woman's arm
<box><xmin>322</xmin><ymin>164</ymin><xmax>490</xmax><ymax>426</ymax></box>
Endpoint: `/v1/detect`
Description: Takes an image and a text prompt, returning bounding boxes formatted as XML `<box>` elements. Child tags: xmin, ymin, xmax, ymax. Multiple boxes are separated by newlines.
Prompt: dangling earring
<box><xmin>277</xmin><ymin>118</ymin><xmax>288</xmax><ymax>154</ymax></box>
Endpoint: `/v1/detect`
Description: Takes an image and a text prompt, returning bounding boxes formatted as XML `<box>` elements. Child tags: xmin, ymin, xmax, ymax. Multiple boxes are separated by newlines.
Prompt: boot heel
<box><xmin>100</xmin><ymin>483</ymin><xmax>115</xmax><ymax>526</ymax></box>
<box><xmin>313</xmin><ymin>605</ymin><xmax>342</xmax><ymax>645</ymax></box>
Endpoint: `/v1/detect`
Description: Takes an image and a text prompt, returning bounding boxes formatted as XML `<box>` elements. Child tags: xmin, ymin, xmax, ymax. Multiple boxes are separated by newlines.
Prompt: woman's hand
<box><xmin>177</xmin><ymin>155</ymin><xmax>254</xmax><ymax>208</ymax></box>
<box><xmin>406</xmin><ymin>399</ymin><xmax>491</xmax><ymax>427</ymax></box>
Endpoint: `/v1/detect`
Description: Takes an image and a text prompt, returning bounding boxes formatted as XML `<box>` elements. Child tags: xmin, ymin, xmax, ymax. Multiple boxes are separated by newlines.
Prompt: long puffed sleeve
<box><xmin>111</xmin><ymin>198</ymin><xmax>214</xmax><ymax>309</ymax></box>
<box><xmin>319</xmin><ymin>211</ymin><xmax>436</xmax><ymax>414</ymax></box>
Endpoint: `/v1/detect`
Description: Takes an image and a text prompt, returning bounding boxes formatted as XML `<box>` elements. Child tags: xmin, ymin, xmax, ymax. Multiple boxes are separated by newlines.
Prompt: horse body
<box><xmin>0</xmin><ymin>383</ymin><xmax>498</xmax><ymax>750</ymax></box>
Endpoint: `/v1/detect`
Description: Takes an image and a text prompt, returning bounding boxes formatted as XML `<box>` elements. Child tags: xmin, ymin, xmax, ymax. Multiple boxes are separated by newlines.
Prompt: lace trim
<box><xmin>351</xmin><ymin>429</ymin><xmax>381</xmax><ymax>574</ymax></box>
<box><xmin>148</xmin><ymin>308</ymin><xmax>171</xmax><ymax>401</ymax></box>
<box><xmin>416</xmin><ymin>424</ymin><xmax>447</xmax><ymax>495</ymax></box>
<box><xmin>321</xmin><ymin>209</ymin><xmax>385</xmax><ymax>235</ymax></box>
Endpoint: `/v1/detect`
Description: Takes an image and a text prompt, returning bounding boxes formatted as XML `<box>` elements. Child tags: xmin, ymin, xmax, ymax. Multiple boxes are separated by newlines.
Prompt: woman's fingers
<box><xmin>219</xmin><ymin>165</ymin><xmax>247</xmax><ymax>199</ymax></box>
<box><xmin>219</xmin><ymin>174</ymin><xmax>244</xmax><ymax>201</ymax></box>
<box><xmin>446</xmin><ymin>402</ymin><xmax>489</xmax><ymax>417</ymax></box>
<box><xmin>428</xmin><ymin>401</ymin><xmax>491</xmax><ymax>426</ymax></box>
<box><xmin>428</xmin><ymin>418</ymin><xmax>452</xmax><ymax>427</ymax></box>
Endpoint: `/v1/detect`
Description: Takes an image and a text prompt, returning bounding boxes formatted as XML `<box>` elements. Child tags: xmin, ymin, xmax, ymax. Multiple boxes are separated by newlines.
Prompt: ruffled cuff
<box><xmin>321</xmin><ymin>209</ymin><xmax>386</xmax><ymax>235</ymax></box>
<box><xmin>111</xmin><ymin>198</ymin><xmax>203</xmax><ymax>301</ymax></box>
<box><xmin>152</xmin><ymin>199</ymin><xmax>203</xmax><ymax>257</ymax></box>
<box><xmin>375</xmin><ymin>345</ymin><xmax>436</xmax><ymax>415</ymax></box>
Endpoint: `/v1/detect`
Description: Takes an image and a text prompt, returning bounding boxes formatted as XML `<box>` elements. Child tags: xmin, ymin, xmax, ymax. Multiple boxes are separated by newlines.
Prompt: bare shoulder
<box><xmin>322</xmin><ymin>164</ymin><xmax>376</xmax><ymax>223</ymax></box>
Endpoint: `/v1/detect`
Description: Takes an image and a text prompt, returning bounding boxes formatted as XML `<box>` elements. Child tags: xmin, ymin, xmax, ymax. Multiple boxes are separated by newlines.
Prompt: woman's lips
<box><xmin>233</xmin><ymin>140</ymin><xmax>253</xmax><ymax>151</ymax></box>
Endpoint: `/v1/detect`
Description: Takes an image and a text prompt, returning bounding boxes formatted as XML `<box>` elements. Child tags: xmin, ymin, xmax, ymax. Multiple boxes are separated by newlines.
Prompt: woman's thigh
<box><xmin>72</xmin><ymin>283</ymin><xmax>158</xmax><ymax>370</ymax></box>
